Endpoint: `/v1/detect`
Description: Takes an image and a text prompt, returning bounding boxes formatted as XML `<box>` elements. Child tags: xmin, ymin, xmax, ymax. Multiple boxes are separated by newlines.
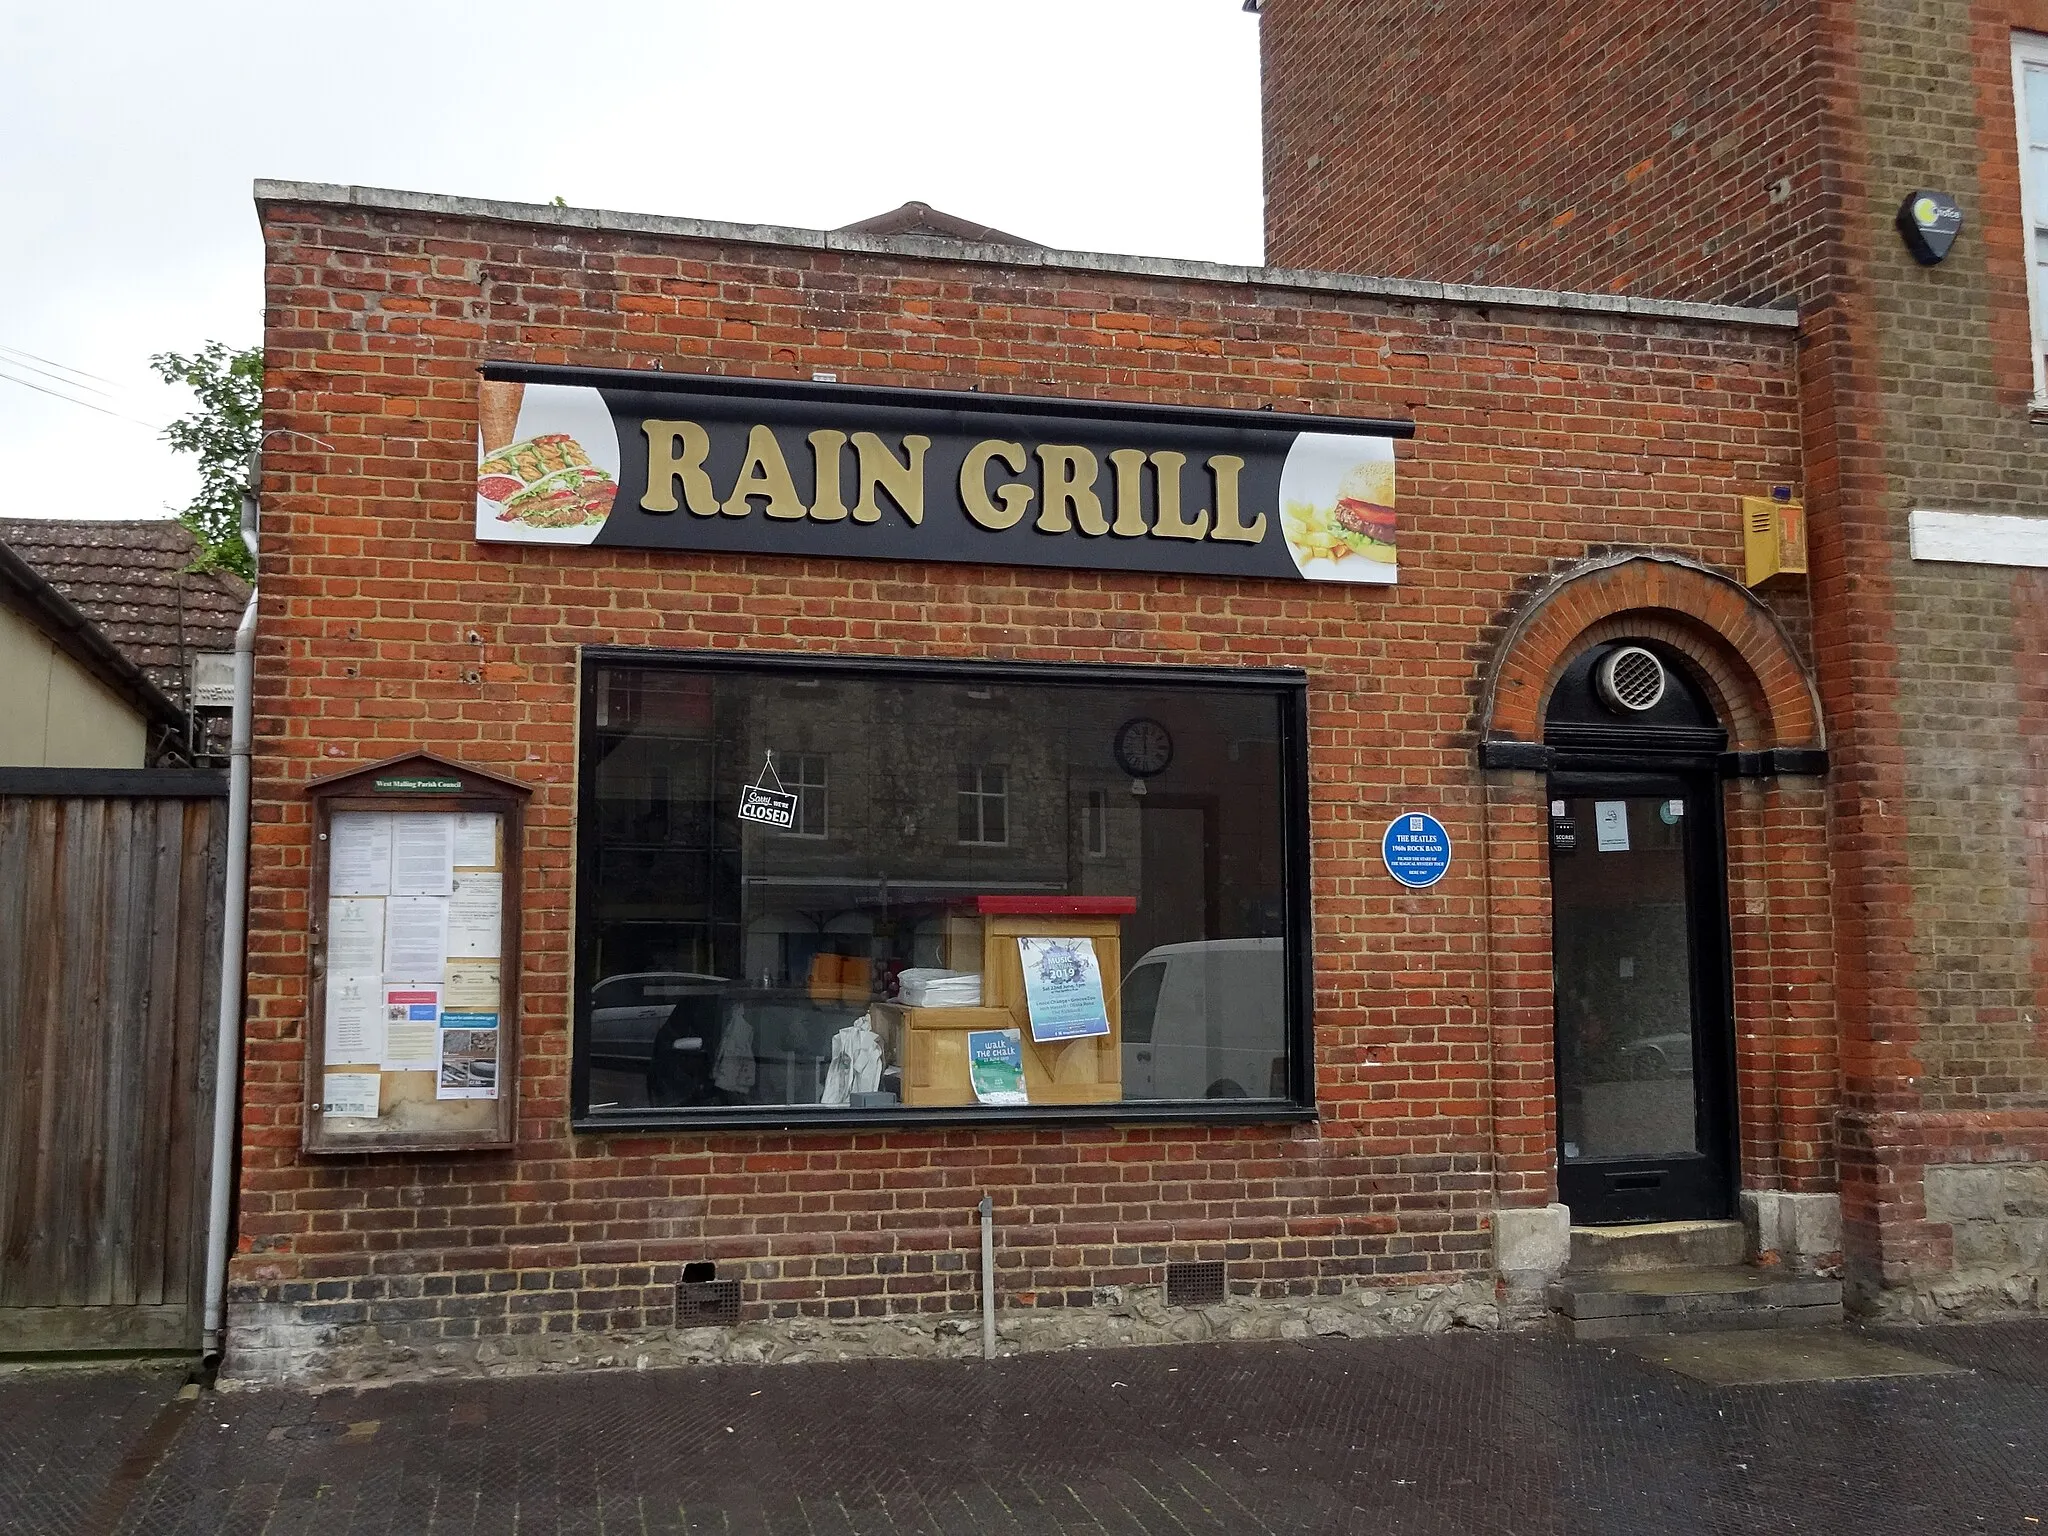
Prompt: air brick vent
<box><xmin>1165</xmin><ymin>1260</ymin><xmax>1227</xmax><ymax>1308</ymax></box>
<box><xmin>677</xmin><ymin>1278</ymin><xmax>742</xmax><ymax>1326</ymax></box>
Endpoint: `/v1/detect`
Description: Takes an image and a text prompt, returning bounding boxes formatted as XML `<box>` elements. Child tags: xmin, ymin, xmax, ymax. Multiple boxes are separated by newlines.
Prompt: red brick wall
<box><xmin>1261</xmin><ymin>0</ymin><xmax>2048</xmax><ymax>1309</ymax></box>
<box><xmin>238</xmin><ymin>194</ymin><xmax>1811</xmax><ymax>1351</ymax></box>
<box><xmin>1259</xmin><ymin>0</ymin><xmax>1828</xmax><ymax>307</ymax></box>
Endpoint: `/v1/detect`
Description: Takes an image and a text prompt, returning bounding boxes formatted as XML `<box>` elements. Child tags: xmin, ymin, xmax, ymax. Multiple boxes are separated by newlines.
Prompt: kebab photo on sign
<box><xmin>1277</xmin><ymin>433</ymin><xmax>1398</xmax><ymax>584</ymax></box>
<box><xmin>475</xmin><ymin>379</ymin><xmax>620</xmax><ymax>543</ymax></box>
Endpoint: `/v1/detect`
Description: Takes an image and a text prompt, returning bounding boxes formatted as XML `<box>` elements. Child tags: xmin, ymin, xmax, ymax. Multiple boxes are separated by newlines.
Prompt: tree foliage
<box><xmin>150</xmin><ymin>342</ymin><xmax>262</xmax><ymax>580</ymax></box>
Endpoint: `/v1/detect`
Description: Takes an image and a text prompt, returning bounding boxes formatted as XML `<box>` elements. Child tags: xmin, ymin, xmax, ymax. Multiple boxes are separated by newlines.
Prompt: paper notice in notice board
<box><xmin>453</xmin><ymin>813</ymin><xmax>499</xmax><ymax>870</ymax></box>
<box><xmin>446</xmin><ymin>872</ymin><xmax>502</xmax><ymax>958</ymax></box>
<box><xmin>329</xmin><ymin>813</ymin><xmax>392</xmax><ymax>896</ymax></box>
<box><xmin>384</xmin><ymin>896</ymin><xmax>450</xmax><ymax>983</ymax></box>
<box><xmin>326</xmin><ymin>896</ymin><xmax>384</xmax><ymax>976</ymax></box>
<box><xmin>967</xmin><ymin>1028</ymin><xmax>1028</xmax><ymax>1105</ymax></box>
<box><xmin>324</xmin><ymin>973</ymin><xmax>386</xmax><ymax>1064</ymax></box>
<box><xmin>382</xmin><ymin>984</ymin><xmax>441</xmax><ymax>1070</ymax></box>
<box><xmin>322</xmin><ymin>1071</ymin><xmax>381</xmax><ymax>1119</ymax></box>
<box><xmin>437</xmin><ymin>1016</ymin><xmax>500</xmax><ymax>1099</ymax></box>
<box><xmin>443</xmin><ymin>961</ymin><xmax>501</xmax><ymax>1013</ymax></box>
<box><xmin>391</xmin><ymin>813</ymin><xmax>456</xmax><ymax>896</ymax></box>
<box><xmin>1015</xmin><ymin>936</ymin><xmax>1112</xmax><ymax>1043</ymax></box>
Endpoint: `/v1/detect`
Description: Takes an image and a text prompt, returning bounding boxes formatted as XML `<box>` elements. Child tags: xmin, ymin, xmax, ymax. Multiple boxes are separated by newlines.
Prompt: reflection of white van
<box><xmin>1121</xmin><ymin>938</ymin><xmax>1287</xmax><ymax>1100</ymax></box>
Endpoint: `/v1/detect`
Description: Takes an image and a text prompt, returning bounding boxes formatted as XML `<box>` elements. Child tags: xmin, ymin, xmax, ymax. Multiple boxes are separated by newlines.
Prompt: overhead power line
<box><xmin>0</xmin><ymin>341</ymin><xmax>124</xmax><ymax>388</ymax></box>
<box><xmin>0</xmin><ymin>369</ymin><xmax>162</xmax><ymax>430</ymax></box>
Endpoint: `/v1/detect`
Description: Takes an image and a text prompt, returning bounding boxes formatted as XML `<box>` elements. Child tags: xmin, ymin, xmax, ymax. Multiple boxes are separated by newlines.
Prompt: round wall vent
<box><xmin>1595</xmin><ymin>646</ymin><xmax>1668</xmax><ymax>714</ymax></box>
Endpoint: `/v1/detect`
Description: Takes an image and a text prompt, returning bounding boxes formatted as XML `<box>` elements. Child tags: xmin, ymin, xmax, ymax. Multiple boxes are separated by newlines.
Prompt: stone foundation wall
<box><xmin>222</xmin><ymin>1277</ymin><xmax>1506</xmax><ymax>1389</ymax></box>
<box><xmin>1844</xmin><ymin>1108</ymin><xmax>2048</xmax><ymax>1320</ymax></box>
<box><xmin>1883</xmin><ymin>1162</ymin><xmax>2048</xmax><ymax>1321</ymax></box>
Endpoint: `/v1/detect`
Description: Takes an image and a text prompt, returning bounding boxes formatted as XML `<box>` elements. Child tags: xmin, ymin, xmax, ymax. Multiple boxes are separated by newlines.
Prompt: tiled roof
<box><xmin>0</xmin><ymin>519</ymin><xmax>249</xmax><ymax>709</ymax></box>
<box><xmin>836</xmin><ymin>201</ymin><xmax>1040</xmax><ymax>247</ymax></box>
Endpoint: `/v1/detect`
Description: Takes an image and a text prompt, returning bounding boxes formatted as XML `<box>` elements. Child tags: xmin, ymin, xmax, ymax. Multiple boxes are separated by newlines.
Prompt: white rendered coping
<box><xmin>253</xmin><ymin>180</ymin><xmax>1800</xmax><ymax>333</ymax></box>
<box><xmin>1909</xmin><ymin>509</ymin><xmax>2048</xmax><ymax>568</ymax></box>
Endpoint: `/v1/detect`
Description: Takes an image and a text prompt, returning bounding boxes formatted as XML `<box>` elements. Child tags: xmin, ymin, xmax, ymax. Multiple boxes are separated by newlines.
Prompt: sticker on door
<box><xmin>1594</xmin><ymin>800</ymin><xmax>1630</xmax><ymax>852</ymax></box>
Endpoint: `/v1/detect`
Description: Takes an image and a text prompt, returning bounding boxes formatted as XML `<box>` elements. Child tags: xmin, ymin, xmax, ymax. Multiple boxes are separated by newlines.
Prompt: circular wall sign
<box><xmin>1113</xmin><ymin>717</ymin><xmax>1174</xmax><ymax>777</ymax></box>
<box><xmin>1382</xmin><ymin>812</ymin><xmax>1452</xmax><ymax>888</ymax></box>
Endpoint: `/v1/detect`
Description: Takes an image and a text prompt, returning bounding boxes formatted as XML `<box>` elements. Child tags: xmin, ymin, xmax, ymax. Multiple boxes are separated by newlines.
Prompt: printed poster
<box><xmin>446</xmin><ymin>872</ymin><xmax>502</xmax><ymax>958</ymax></box>
<box><xmin>437</xmin><ymin>1017</ymin><xmax>500</xmax><ymax>1100</ymax></box>
<box><xmin>329</xmin><ymin>813</ymin><xmax>392</xmax><ymax>896</ymax></box>
<box><xmin>326</xmin><ymin>897</ymin><xmax>384</xmax><ymax>975</ymax></box>
<box><xmin>443</xmin><ymin>961</ymin><xmax>501</xmax><ymax>1012</ymax></box>
<box><xmin>966</xmin><ymin>1028</ymin><xmax>1027</xmax><ymax>1106</ymax></box>
<box><xmin>382</xmin><ymin>984</ymin><xmax>442</xmax><ymax>1071</ymax></box>
<box><xmin>453</xmin><ymin>812</ymin><xmax>500</xmax><ymax>869</ymax></box>
<box><xmin>384</xmin><ymin>896</ymin><xmax>451</xmax><ymax>983</ymax></box>
<box><xmin>1014</xmin><ymin>936</ymin><xmax>1111</xmax><ymax>1043</ymax></box>
<box><xmin>324</xmin><ymin>974</ymin><xmax>386</xmax><ymax>1064</ymax></box>
<box><xmin>391</xmin><ymin>813</ymin><xmax>456</xmax><ymax>896</ymax></box>
<box><xmin>322</xmin><ymin>1071</ymin><xmax>381</xmax><ymax>1119</ymax></box>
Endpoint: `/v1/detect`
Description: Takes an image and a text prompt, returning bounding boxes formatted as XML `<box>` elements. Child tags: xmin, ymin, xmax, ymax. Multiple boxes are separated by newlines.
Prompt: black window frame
<box><xmin>571</xmin><ymin>646</ymin><xmax>1318</xmax><ymax>1132</ymax></box>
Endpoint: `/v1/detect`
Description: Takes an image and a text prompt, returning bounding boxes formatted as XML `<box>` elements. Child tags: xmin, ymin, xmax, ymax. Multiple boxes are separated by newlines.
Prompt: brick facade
<box><xmin>230</xmin><ymin>186</ymin><xmax>1817</xmax><ymax>1380</ymax></box>
<box><xmin>1261</xmin><ymin>0</ymin><xmax>2048</xmax><ymax>1314</ymax></box>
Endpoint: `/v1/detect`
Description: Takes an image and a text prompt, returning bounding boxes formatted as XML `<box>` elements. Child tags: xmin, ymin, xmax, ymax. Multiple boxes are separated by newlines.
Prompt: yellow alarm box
<box><xmin>1744</xmin><ymin>495</ymin><xmax>1808</xmax><ymax>587</ymax></box>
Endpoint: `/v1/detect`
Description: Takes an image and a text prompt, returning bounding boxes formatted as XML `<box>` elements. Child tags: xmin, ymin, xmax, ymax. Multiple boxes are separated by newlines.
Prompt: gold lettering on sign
<box><xmin>1035</xmin><ymin>445</ymin><xmax>1108</xmax><ymax>536</ymax></box>
<box><xmin>640</xmin><ymin>420</ymin><xmax>719</xmax><ymax>516</ymax></box>
<box><xmin>960</xmin><ymin>440</ymin><xmax>1032</xmax><ymax>530</ymax></box>
<box><xmin>723</xmin><ymin>425</ymin><xmax>806</xmax><ymax>519</ymax></box>
<box><xmin>1148</xmin><ymin>450</ymin><xmax>1210</xmax><ymax>540</ymax></box>
<box><xmin>851</xmin><ymin>432</ymin><xmax>930</xmax><ymax>525</ymax></box>
<box><xmin>807</xmin><ymin>430</ymin><xmax>849</xmax><ymax>522</ymax></box>
<box><xmin>1107</xmin><ymin>449</ymin><xmax>1150</xmax><ymax>537</ymax></box>
<box><xmin>1206</xmin><ymin>455</ymin><xmax>1263</xmax><ymax>542</ymax></box>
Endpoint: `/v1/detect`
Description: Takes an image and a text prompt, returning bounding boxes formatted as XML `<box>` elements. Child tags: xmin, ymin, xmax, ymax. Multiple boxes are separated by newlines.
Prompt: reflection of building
<box><xmin>588</xmin><ymin>664</ymin><xmax>1285</xmax><ymax>1012</ymax></box>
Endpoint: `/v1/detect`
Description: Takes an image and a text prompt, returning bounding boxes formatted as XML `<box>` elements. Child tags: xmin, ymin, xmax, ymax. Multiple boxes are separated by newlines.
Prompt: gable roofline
<box><xmin>0</xmin><ymin>538</ymin><xmax>189</xmax><ymax>736</ymax></box>
<box><xmin>253</xmin><ymin>180</ymin><xmax>1800</xmax><ymax>333</ymax></box>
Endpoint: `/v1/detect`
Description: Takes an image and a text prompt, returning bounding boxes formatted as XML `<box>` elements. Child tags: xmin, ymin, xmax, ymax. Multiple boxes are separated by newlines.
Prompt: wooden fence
<box><xmin>0</xmin><ymin>771</ymin><xmax>227</xmax><ymax>1352</ymax></box>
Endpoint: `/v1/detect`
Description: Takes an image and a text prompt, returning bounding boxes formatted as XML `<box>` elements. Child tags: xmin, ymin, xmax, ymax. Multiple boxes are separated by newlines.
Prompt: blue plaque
<box><xmin>1382</xmin><ymin>813</ymin><xmax>1452</xmax><ymax>888</ymax></box>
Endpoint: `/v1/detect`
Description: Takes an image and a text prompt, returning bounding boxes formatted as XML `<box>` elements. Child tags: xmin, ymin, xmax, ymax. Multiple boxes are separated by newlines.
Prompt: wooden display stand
<box><xmin>889</xmin><ymin>896</ymin><xmax>1135</xmax><ymax>1107</ymax></box>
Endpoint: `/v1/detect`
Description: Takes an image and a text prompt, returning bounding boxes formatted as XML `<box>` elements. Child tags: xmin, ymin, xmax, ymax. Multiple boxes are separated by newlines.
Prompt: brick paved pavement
<box><xmin>6</xmin><ymin>1323</ymin><xmax>2046</xmax><ymax>1534</ymax></box>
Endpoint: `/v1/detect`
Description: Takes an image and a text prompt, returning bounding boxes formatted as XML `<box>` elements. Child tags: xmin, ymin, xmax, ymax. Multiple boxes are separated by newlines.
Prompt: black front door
<box><xmin>1548</xmin><ymin>770</ymin><xmax>1736</xmax><ymax>1224</ymax></box>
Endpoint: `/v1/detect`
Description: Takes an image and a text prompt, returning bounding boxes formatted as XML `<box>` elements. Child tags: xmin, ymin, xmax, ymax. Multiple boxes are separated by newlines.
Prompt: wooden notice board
<box><xmin>301</xmin><ymin>752</ymin><xmax>528</xmax><ymax>1153</ymax></box>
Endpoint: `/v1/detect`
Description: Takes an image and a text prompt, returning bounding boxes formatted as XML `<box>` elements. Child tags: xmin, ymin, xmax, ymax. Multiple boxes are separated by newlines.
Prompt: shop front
<box><xmin>227</xmin><ymin>181</ymin><xmax>1827</xmax><ymax>1383</ymax></box>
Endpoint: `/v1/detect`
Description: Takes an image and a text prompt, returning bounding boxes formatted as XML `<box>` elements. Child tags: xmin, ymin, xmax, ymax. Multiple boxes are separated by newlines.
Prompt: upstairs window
<box><xmin>2015</xmin><ymin>32</ymin><xmax>2048</xmax><ymax>402</ymax></box>
<box><xmin>956</xmin><ymin>764</ymin><xmax>1009</xmax><ymax>846</ymax></box>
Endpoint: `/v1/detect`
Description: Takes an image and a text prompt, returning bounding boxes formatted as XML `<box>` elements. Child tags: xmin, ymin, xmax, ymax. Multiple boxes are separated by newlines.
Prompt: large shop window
<box><xmin>573</xmin><ymin>651</ymin><xmax>1313</xmax><ymax>1128</ymax></box>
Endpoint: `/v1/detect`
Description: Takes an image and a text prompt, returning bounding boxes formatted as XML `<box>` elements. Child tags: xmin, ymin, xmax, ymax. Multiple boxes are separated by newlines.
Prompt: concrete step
<box><xmin>1547</xmin><ymin>1266</ymin><xmax>1843</xmax><ymax>1342</ymax></box>
<box><xmin>1569</xmin><ymin>1220</ymin><xmax>1745</xmax><ymax>1273</ymax></box>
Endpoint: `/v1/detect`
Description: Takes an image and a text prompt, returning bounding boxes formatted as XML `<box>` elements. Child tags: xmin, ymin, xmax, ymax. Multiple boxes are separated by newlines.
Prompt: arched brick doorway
<box><xmin>1475</xmin><ymin>553</ymin><xmax>1835</xmax><ymax>1221</ymax></box>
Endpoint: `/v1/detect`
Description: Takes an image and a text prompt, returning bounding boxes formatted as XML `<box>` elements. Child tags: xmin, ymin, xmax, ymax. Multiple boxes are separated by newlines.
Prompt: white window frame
<box><xmin>2013</xmin><ymin>31</ymin><xmax>2048</xmax><ymax>407</ymax></box>
<box><xmin>956</xmin><ymin>763</ymin><xmax>1009</xmax><ymax>847</ymax></box>
<box><xmin>1083</xmin><ymin>788</ymin><xmax>1109</xmax><ymax>858</ymax></box>
<box><xmin>778</xmin><ymin>751</ymin><xmax>828</xmax><ymax>839</ymax></box>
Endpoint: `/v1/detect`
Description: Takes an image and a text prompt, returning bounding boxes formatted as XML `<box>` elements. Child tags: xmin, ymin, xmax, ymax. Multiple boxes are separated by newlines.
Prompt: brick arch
<box><xmin>1480</xmin><ymin>552</ymin><xmax>1822</xmax><ymax>754</ymax></box>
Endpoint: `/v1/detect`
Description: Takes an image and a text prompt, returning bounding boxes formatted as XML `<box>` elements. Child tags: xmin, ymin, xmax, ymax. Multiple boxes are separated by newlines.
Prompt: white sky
<box><xmin>0</xmin><ymin>2</ymin><xmax>1265</xmax><ymax>521</ymax></box>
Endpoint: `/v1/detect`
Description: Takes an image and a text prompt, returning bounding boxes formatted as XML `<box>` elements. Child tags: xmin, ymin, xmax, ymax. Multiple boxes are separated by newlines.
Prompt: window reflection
<box><xmin>578</xmin><ymin>661</ymin><xmax>1302</xmax><ymax>1118</ymax></box>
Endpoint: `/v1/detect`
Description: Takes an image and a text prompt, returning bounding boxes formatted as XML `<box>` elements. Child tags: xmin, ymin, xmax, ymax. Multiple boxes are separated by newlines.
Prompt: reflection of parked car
<box><xmin>1619</xmin><ymin>1032</ymin><xmax>1694</xmax><ymax>1080</ymax></box>
<box><xmin>1121</xmin><ymin>938</ymin><xmax>1286</xmax><ymax>1100</ymax></box>
<box><xmin>588</xmin><ymin>972</ymin><xmax>728</xmax><ymax>1067</ymax></box>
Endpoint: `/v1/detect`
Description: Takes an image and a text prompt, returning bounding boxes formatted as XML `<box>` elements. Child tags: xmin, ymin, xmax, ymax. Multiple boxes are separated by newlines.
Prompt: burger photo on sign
<box><xmin>474</xmin><ymin>381</ymin><xmax>621</xmax><ymax>546</ymax></box>
<box><xmin>1277</xmin><ymin>434</ymin><xmax>1398</xmax><ymax>584</ymax></box>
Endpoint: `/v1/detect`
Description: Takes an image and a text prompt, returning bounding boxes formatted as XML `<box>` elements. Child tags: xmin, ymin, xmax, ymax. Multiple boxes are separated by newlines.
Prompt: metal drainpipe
<box><xmin>979</xmin><ymin>1194</ymin><xmax>997</xmax><ymax>1360</ymax></box>
<box><xmin>200</xmin><ymin>454</ymin><xmax>259</xmax><ymax>1362</ymax></box>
